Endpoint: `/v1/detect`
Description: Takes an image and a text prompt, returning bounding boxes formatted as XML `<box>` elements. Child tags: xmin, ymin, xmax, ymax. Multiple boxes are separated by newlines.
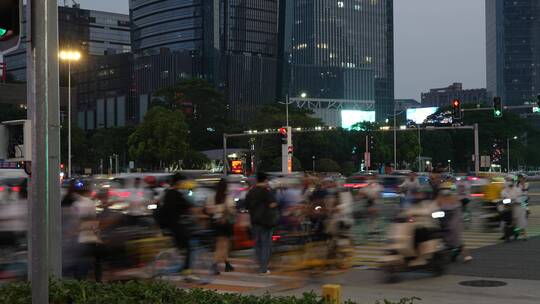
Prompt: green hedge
<box><xmin>0</xmin><ymin>280</ymin><xmax>420</xmax><ymax>304</ymax></box>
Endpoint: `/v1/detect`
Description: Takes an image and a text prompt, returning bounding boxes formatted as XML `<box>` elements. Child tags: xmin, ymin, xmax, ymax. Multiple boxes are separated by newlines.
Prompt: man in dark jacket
<box><xmin>245</xmin><ymin>172</ymin><xmax>278</xmax><ymax>274</ymax></box>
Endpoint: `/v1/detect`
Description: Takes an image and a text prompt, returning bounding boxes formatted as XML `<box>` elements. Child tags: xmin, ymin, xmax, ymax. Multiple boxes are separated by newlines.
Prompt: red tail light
<box><xmin>471</xmin><ymin>193</ymin><xmax>485</xmax><ymax>198</ymax></box>
<box><xmin>118</xmin><ymin>191</ymin><xmax>131</xmax><ymax>198</ymax></box>
<box><xmin>11</xmin><ymin>186</ymin><xmax>21</xmax><ymax>193</ymax></box>
<box><xmin>272</xmin><ymin>235</ymin><xmax>281</xmax><ymax>241</ymax></box>
<box><xmin>0</xmin><ymin>186</ymin><xmax>5</xmax><ymax>192</ymax></box>
<box><xmin>344</xmin><ymin>183</ymin><xmax>368</xmax><ymax>188</ymax></box>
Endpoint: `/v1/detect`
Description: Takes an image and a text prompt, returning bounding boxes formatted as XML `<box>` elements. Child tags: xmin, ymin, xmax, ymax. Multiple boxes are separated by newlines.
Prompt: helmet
<box><xmin>438</xmin><ymin>182</ymin><xmax>455</xmax><ymax>196</ymax></box>
<box><xmin>439</xmin><ymin>181</ymin><xmax>455</xmax><ymax>190</ymax></box>
<box><xmin>177</xmin><ymin>179</ymin><xmax>197</xmax><ymax>190</ymax></box>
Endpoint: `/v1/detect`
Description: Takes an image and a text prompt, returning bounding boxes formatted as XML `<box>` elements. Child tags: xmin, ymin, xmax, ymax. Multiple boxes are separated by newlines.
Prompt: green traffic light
<box><xmin>494</xmin><ymin>110</ymin><xmax>502</xmax><ymax>117</ymax></box>
<box><xmin>0</xmin><ymin>28</ymin><xmax>7</xmax><ymax>38</ymax></box>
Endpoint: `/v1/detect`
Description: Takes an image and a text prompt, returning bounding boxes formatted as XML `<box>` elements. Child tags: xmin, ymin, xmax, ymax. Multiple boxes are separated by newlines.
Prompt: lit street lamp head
<box><xmin>59</xmin><ymin>50</ymin><xmax>81</xmax><ymax>61</ymax></box>
<box><xmin>300</xmin><ymin>92</ymin><xmax>307</xmax><ymax>98</ymax></box>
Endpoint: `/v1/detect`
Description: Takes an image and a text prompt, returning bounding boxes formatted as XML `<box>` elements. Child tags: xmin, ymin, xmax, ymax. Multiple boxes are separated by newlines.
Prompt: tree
<box><xmin>316</xmin><ymin>158</ymin><xmax>341</xmax><ymax>173</ymax></box>
<box><xmin>248</xmin><ymin>104</ymin><xmax>324</xmax><ymax>129</ymax></box>
<box><xmin>60</xmin><ymin>124</ymin><xmax>90</xmax><ymax>172</ymax></box>
<box><xmin>128</xmin><ymin>106</ymin><xmax>189</xmax><ymax>170</ymax></box>
<box><xmin>182</xmin><ymin>150</ymin><xmax>211</xmax><ymax>170</ymax></box>
<box><xmin>264</xmin><ymin>156</ymin><xmax>303</xmax><ymax>172</ymax></box>
<box><xmin>423</xmin><ymin>105</ymin><xmax>540</xmax><ymax>171</ymax></box>
<box><xmin>87</xmin><ymin>126</ymin><xmax>135</xmax><ymax>172</ymax></box>
<box><xmin>153</xmin><ymin>79</ymin><xmax>237</xmax><ymax>150</ymax></box>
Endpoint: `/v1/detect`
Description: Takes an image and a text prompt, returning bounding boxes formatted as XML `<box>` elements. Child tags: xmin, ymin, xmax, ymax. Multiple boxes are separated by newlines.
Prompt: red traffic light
<box><xmin>60</xmin><ymin>163</ymin><xmax>65</xmax><ymax>170</ymax></box>
<box><xmin>452</xmin><ymin>99</ymin><xmax>461</xmax><ymax>108</ymax></box>
<box><xmin>278</xmin><ymin>127</ymin><xmax>287</xmax><ymax>135</ymax></box>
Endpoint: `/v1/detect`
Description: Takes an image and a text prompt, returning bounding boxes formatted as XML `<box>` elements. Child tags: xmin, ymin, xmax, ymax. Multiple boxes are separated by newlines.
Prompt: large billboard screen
<box><xmin>406</xmin><ymin>107</ymin><xmax>438</xmax><ymax>124</ymax></box>
<box><xmin>341</xmin><ymin>110</ymin><xmax>376</xmax><ymax>129</ymax></box>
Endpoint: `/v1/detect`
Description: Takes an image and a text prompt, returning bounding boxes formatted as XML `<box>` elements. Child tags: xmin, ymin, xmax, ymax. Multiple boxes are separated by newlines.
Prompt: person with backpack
<box><xmin>206</xmin><ymin>178</ymin><xmax>236</xmax><ymax>275</ymax></box>
<box><xmin>156</xmin><ymin>173</ymin><xmax>197</xmax><ymax>278</ymax></box>
<box><xmin>245</xmin><ymin>172</ymin><xmax>279</xmax><ymax>275</ymax></box>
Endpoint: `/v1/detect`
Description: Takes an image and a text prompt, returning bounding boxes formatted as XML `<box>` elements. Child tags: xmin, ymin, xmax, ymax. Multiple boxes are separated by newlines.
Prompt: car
<box><xmin>378</xmin><ymin>175</ymin><xmax>405</xmax><ymax>199</ymax></box>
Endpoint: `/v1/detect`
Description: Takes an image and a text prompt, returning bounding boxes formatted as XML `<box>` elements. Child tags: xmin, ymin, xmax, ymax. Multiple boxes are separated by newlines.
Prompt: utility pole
<box><xmin>27</xmin><ymin>0</ymin><xmax>61</xmax><ymax>303</ymax></box>
<box><xmin>474</xmin><ymin>123</ymin><xmax>480</xmax><ymax>175</ymax></box>
<box><xmin>222</xmin><ymin>135</ymin><xmax>228</xmax><ymax>175</ymax></box>
<box><xmin>393</xmin><ymin>105</ymin><xmax>397</xmax><ymax>169</ymax></box>
<box><xmin>282</xmin><ymin>126</ymin><xmax>292</xmax><ymax>174</ymax></box>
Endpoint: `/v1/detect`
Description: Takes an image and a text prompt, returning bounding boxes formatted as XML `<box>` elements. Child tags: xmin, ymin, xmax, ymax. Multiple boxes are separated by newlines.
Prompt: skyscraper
<box><xmin>3</xmin><ymin>5</ymin><xmax>131</xmax><ymax>82</ymax></box>
<box><xmin>222</xmin><ymin>0</ymin><xmax>279</xmax><ymax>121</ymax></box>
<box><xmin>129</xmin><ymin>0</ymin><xmax>279</xmax><ymax>122</ymax></box>
<box><xmin>280</xmin><ymin>0</ymin><xmax>394</xmax><ymax>121</ymax></box>
<box><xmin>486</xmin><ymin>0</ymin><xmax>540</xmax><ymax>105</ymax></box>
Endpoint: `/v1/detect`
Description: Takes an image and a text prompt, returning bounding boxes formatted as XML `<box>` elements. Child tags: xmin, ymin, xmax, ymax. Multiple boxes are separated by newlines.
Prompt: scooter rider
<box><xmin>436</xmin><ymin>182</ymin><xmax>472</xmax><ymax>262</ymax></box>
<box><xmin>500</xmin><ymin>176</ymin><xmax>523</xmax><ymax>241</ymax></box>
<box><xmin>402</xmin><ymin>189</ymin><xmax>440</xmax><ymax>266</ymax></box>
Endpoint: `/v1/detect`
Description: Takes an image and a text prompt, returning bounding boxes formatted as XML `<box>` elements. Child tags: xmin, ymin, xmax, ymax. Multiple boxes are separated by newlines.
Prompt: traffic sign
<box><xmin>364</xmin><ymin>152</ymin><xmax>371</xmax><ymax>169</ymax></box>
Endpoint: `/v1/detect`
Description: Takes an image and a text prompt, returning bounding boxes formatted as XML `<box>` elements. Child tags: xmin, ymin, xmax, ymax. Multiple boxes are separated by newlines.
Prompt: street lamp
<box><xmin>312</xmin><ymin>155</ymin><xmax>316</xmax><ymax>172</ymax></box>
<box><xmin>59</xmin><ymin>50</ymin><xmax>81</xmax><ymax>178</ymax></box>
<box><xmin>279</xmin><ymin>92</ymin><xmax>307</xmax><ymax>127</ymax></box>
<box><xmin>507</xmin><ymin>136</ymin><xmax>518</xmax><ymax>172</ymax></box>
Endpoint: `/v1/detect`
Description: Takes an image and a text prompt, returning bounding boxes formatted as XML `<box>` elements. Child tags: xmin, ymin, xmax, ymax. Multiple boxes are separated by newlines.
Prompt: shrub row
<box><xmin>0</xmin><ymin>280</ymin><xmax>420</xmax><ymax>304</ymax></box>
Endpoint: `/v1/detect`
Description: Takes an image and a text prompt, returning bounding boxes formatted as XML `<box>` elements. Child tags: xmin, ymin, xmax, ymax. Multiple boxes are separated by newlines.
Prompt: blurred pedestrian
<box><xmin>361</xmin><ymin>175</ymin><xmax>382</xmax><ymax>235</ymax></box>
<box><xmin>245</xmin><ymin>172</ymin><xmax>279</xmax><ymax>275</ymax></box>
<box><xmin>206</xmin><ymin>178</ymin><xmax>236</xmax><ymax>275</ymax></box>
<box><xmin>61</xmin><ymin>180</ymin><xmax>99</xmax><ymax>280</ymax></box>
<box><xmin>517</xmin><ymin>174</ymin><xmax>530</xmax><ymax>217</ymax></box>
<box><xmin>94</xmin><ymin>189</ymin><xmax>124</xmax><ymax>281</ymax></box>
<box><xmin>429</xmin><ymin>169</ymin><xmax>443</xmax><ymax>199</ymax></box>
<box><xmin>0</xmin><ymin>179</ymin><xmax>27</xmax><ymax>252</ymax></box>
<box><xmin>400</xmin><ymin>172</ymin><xmax>420</xmax><ymax>209</ymax></box>
<box><xmin>515</xmin><ymin>175</ymin><xmax>529</xmax><ymax>240</ymax></box>
<box><xmin>157</xmin><ymin>173</ymin><xmax>198</xmax><ymax>279</ymax></box>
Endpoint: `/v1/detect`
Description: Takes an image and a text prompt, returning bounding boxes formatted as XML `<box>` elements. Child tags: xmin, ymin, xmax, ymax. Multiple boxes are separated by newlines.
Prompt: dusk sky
<box><xmin>74</xmin><ymin>0</ymin><xmax>486</xmax><ymax>101</ymax></box>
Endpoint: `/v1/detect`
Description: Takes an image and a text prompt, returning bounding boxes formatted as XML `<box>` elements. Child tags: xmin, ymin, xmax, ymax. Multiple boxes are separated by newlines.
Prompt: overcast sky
<box><xmin>74</xmin><ymin>0</ymin><xmax>486</xmax><ymax>101</ymax></box>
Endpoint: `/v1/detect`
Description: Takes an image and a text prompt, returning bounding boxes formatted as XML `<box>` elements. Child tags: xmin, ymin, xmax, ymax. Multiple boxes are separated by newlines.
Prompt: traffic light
<box><xmin>278</xmin><ymin>127</ymin><xmax>287</xmax><ymax>145</ymax></box>
<box><xmin>0</xmin><ymin>0</ymin><xmax>22</xmax><ymax>53</ymax></box>
<box><xmin>451</xmin><ymin>99</ymin><xmax>462</xmax><ymax>119</ymax></box>
<box><xmin>493</xmin><ymin>97</ymin><xmax>503</xmax><ymax>118</ymax></box>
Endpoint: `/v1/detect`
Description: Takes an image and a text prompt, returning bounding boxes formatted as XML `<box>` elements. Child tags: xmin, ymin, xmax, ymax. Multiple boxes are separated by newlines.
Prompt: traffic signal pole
<box><xmin>27</xmin><ymin>0</ymin><xmax>61</xmax><ymax>302</ymax></box>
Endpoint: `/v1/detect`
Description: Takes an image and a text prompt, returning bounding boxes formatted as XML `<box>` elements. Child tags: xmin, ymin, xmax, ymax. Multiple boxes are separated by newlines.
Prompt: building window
<box><xmin>161</xmin><ymin>70</ymin><xmax>169</xmax><ymax>79</ymax></box>
<box><xmin>338</xmin><ymin>2</ymin><xmax>344</xmax><ymax>8</ymax></box>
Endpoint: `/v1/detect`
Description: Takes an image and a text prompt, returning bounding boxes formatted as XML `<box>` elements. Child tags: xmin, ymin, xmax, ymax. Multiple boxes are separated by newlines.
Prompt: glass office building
<box><xmin>130</xmin><ymin>0</ymin><xmax>280</xmax><ymax>122</ymax></box>
<box><xmin>486</xmin><ymin>0</ymin><xmax>540</xmax><ymax>105</ymax></box>
<box><xmin>280</xmin><ymin>0</ymin><xmax>394</xmax><ymax>120</ymax></box>
<box><xmin>222</xmin><ymin>0</ymin><xmax>279</xmax><ymax>121</ymax></box>
<box><xmin>3</xmin><ymin>5</ymin><xmax>131</xmax><ymax>82</ymax></box>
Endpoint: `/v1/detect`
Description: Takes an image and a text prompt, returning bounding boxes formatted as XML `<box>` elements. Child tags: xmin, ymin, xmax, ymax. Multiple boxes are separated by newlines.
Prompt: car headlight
<box><xmin>502</xmin><ymin>199</ymin><xmax>512</xmax><ymax>205</ymax></box>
